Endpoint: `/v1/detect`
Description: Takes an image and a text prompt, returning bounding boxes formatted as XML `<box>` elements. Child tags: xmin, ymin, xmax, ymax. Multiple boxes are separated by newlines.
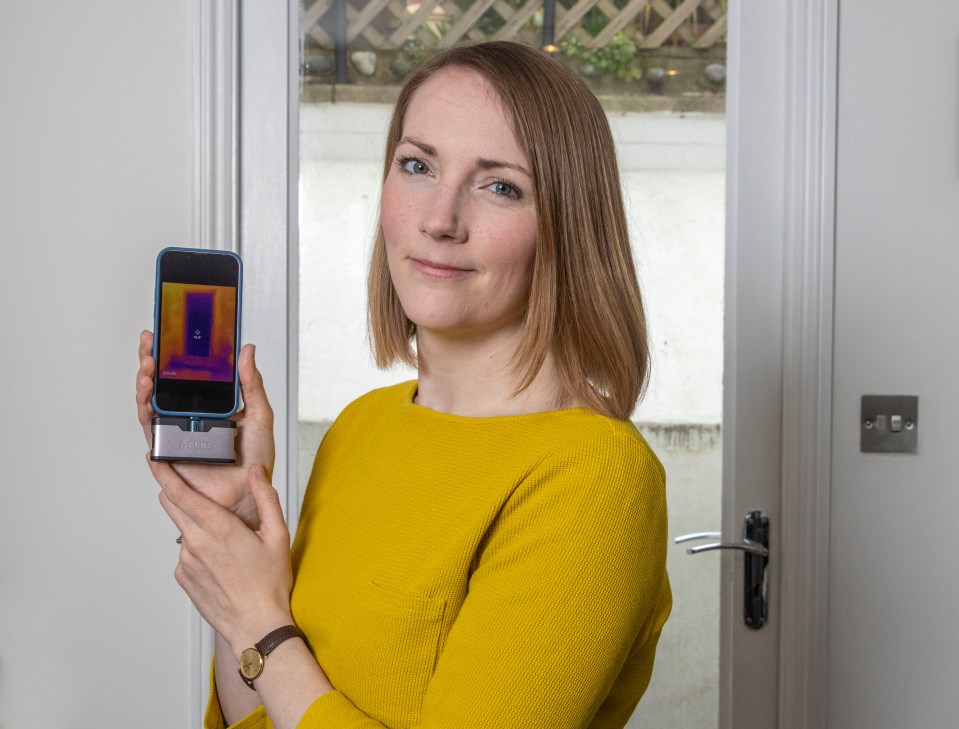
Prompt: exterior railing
<box><xmin>303</xmin><ymin>0</ymin><xmax>727</xmax><ymax>53</ymax></box>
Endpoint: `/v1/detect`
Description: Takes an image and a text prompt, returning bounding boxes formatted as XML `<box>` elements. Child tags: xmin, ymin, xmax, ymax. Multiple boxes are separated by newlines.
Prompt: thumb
<box><xmin>238</xmin><ymin>344</ymin><xmax>274</xmax><ymax>422</ymax></box>
<box><xmin>249</xmin><ymin>464</ymin><xmax>286</xmax><ymax>537</ymax></box>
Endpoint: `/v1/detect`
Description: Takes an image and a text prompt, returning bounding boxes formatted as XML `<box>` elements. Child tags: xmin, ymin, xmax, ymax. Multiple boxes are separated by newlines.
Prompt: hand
<box><xmin>156</xmin><ymin>462</ymin><xmax>294</xmax><ymax>655</ymax></box>
<box><xmin>136</xmin><ymin>330</ymin><xmax>275</xmax><ymax>529</ymax></box>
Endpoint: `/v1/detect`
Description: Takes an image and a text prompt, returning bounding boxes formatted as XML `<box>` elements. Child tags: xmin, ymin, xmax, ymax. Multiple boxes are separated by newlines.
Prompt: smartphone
<box><xmin>152</xmin><ymin>247</ymin><xmax>242</xmax><ymax>418</ymax></box>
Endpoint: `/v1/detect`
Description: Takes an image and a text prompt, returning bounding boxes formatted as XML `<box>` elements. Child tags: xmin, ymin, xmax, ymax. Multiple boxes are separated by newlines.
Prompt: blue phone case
<box><xmin>151</xmin><ymin>246</ymin><xmax>243</xmax><ymax>418</ymax></box>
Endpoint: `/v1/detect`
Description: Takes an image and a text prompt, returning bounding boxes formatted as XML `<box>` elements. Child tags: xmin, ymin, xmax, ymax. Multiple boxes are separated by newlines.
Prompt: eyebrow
<box><xmin>398</xmin><ymin>136</ymin><xmax>531</xmax><ymax>178</ymax></box>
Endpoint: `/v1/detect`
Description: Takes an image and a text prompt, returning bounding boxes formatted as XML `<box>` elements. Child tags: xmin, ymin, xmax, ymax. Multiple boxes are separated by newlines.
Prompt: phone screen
<box><xmin>153</xmin><ymin>249</ymin><xmax>242</xmax><ymax>417</ymax></box>
<box><xmin>157</xmin><ymin>283</ymin><xmax>236</xmax><ymax>381</ymax></box>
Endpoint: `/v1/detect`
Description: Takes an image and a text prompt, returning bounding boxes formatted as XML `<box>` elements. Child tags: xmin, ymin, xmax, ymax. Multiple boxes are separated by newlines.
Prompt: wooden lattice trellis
<box><xmin>303</xmin><ymin>0</ymin><xmax>726</xmax><ymax>52</ymax></box>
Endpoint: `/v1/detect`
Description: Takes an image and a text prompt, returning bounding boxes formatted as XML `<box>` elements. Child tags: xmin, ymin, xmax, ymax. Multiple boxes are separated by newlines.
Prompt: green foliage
<box><xmin>452</xmin><ymin>0</ymin><xmax>517</xmax><ymax>36</ymax></box>
<box><xmin>581</xmin><ymin>8</ymin><xmax>608</xmax><ymax>37</ymax></box>
<box><xmin>560</xmin><ymin>33</ymin><xmax>643</xmax><ymax>83</ymax></box>
<box><xmin>399</xmin><ymin>38</ymin><xmax>431</xmax><ymax>67</ymax></box>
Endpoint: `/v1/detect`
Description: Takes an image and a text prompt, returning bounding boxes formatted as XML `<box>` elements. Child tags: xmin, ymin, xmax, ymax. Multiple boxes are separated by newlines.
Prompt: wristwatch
<box><xmin>238</xmin><ymin>624</ymin><xmax>306</xmax><ymax>690</ymax></box>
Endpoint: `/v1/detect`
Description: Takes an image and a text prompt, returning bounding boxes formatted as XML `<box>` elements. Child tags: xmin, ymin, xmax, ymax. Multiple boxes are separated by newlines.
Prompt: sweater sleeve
<box><xmin>207</xmin><ymin>429</ymin><xmax>670</xmax><ymax>729</ymax></box>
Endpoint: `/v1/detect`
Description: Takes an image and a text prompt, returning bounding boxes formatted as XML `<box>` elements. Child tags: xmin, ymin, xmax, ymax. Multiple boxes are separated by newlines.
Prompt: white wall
<box><xmin>298</xmin><ymin>104</ymin><xmax>726</xmax><ymax>426</ymax></box>
<box><xmin>829</xmin><ymin>0</ymin><xmax>959</xmax><ymax>725</ymax></box>
<box><xmin>0</xmin><ymin>3</ymin><xmax>195</xmax><ymax>726</ymax></box>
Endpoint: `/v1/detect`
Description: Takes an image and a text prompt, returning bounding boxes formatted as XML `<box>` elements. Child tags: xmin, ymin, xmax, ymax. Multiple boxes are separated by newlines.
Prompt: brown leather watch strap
<box><xmin>256</xmin><ymin>624</ymin><xmax>305</xmax><ymax>657</ymax></box>
<box><xmin>238</xmin><ymin>625</ymin><xmax>306</xmax><ymax>690</ymax></box>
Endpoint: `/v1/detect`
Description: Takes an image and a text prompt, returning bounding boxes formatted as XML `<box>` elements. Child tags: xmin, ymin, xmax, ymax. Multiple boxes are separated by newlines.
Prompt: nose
<box><xmin>419</xmin><ymin>183</ymin><xmax>466</xmax><ymax>242</ymax></box>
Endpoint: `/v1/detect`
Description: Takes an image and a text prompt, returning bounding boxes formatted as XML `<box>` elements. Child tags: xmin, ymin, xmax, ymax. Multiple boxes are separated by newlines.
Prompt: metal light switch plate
<box><xmin>861</xmin><ymin>395</ymin><xmax>918</xmax><ymax>454</ymax></box>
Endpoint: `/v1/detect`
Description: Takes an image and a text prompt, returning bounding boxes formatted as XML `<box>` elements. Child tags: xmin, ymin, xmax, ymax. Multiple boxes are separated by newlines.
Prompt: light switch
<box><xmin>861</xmin><ymin>395</ymin><xmax>918</xmax><ymax>453</ymax></box>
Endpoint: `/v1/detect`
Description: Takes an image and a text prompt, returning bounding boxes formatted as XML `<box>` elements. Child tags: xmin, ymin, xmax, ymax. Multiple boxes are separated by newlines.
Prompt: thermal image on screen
<box><xmin>158</xmin><ymin>283</ymin><xmax>236</xmax><ymax>381</ymax></box>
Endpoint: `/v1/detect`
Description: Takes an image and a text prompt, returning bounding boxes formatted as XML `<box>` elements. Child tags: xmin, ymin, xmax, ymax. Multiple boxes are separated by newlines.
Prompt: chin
<box><xmin>397</xmin><ymin>296</ymin><xmax>466</xmax><ymax>329</ymax></box>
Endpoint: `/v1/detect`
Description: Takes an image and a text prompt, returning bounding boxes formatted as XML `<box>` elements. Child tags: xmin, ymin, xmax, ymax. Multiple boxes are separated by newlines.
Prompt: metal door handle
<box><xmin>676</xmin><ymin>536</ymin><xmax>768</xmax><ymax>557</ymax></box>
<box><xmin>675</xmin><ymin>511</ymin><xmax>770</xmax><ymax>629</ymax></box>
<box><xmin>674</xmin><ymin>531</ymin><xmax>721</xmax><ymax>544</ymax></box>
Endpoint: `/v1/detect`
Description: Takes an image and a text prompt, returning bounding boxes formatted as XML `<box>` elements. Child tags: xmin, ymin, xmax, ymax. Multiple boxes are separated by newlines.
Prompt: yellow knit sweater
<box><xmin>208</xmin><ymin>381</ymin><xmax>670</xmax><ymax>729</ymax></box>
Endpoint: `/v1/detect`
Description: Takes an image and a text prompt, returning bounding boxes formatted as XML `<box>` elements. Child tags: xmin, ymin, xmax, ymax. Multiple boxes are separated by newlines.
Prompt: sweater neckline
<box><xmin>399</xmin><ymin>380</ymin><xmax>597</xmax><ymax>424</ymax></box>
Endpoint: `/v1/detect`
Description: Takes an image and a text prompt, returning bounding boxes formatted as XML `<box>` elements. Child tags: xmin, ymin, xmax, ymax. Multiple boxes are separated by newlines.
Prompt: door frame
<box><xmin>723</xmin><ymin>0</ymin><xmax>837</xmax><ymax>726</ymax></box>
<box><xmin>189</xmin><ymin>0</ymin><xmax>299</xmax><ymax>725</ymax></box>
<box><xmin>194</xmin><ymin>0</ymin><xmax>840</xmax><ymax>726</ymax></box>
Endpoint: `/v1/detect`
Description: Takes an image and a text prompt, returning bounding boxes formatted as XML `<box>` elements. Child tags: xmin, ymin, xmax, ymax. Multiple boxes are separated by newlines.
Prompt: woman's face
<box><xmin>380</xmin><ymin>67</ymin><xmax>538</xmax><ymax>343</ymax></box>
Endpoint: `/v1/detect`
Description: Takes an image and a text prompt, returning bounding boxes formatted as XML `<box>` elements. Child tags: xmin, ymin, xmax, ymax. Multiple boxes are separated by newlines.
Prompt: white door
<box><xmin>719</xmin><ymin>1</ymin><xmax>836</xmax><ymax>727</ymax></box>
<box><xmin>215</xmin><ymin>1</ymin><xmax>839</xmax><ymax>727</ymax></box>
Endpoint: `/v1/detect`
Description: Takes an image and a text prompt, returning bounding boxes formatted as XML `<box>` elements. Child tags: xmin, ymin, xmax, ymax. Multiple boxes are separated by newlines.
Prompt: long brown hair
<box><xmin>368</xmin><ymin>41</ymin><xmax>650</xmax><ymax>420</ymax></box>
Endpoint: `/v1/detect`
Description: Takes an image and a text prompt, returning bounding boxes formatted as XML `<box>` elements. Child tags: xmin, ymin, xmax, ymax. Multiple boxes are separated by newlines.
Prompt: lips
<box><xmin>410</xmin><ymin>257</ymin><xmax>474</xmax><ymax>279</ymax></box>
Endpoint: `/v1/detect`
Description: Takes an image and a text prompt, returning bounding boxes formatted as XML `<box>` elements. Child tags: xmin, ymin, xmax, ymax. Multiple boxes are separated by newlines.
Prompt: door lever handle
<box><xmin>682</xmin><ymin>539</ymin><xmax>768</xmax><ymax>557</ymax></box>
<box><xmin>675</xmin><ymin>511</ymin><xmax>770</xmax><ymax>629</ymax></box>
<box><xmin>674</xmin><ymin>531</ymin><xmax>722</xmax><ymax>544</ymax></box>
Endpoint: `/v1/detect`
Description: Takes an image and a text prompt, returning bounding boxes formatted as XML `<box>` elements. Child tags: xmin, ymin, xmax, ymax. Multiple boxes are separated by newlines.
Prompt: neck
<box><xmin>414</xmin><ymin>326</ymin><xmax>572</xmax><ymax>417</ymax></box>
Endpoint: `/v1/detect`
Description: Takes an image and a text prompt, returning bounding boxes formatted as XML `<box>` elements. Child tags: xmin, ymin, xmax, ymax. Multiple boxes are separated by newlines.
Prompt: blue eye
<box><xmin>488</xmin><ymin>179</ymin><xmax>520</xmax><ymax>200</ymax></box>
<box><xmin>398</xmin><ymin>156</ymin><xmax>430</xmax><ymax>175</ymax></box>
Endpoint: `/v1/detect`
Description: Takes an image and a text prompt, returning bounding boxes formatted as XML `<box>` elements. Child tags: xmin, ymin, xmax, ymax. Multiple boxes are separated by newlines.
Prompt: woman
<box><xmin>137</xmin><ymin>41</ymin><xmax>670</xmax><ymax>729</ymax></box>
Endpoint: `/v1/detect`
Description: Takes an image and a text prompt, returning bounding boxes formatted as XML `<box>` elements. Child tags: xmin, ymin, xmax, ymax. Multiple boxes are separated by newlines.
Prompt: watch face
<box><xmin>239</xmin><ymin>647</ymin><xmax>264</xmax><ymax>680</ymax></box>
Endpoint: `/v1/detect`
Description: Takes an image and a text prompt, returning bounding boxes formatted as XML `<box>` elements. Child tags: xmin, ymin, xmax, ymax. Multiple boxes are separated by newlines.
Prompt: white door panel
<box><xmin>720</xmin><ymin>0</ymin><xmax>837</xmax><ymax>725</ymax></box>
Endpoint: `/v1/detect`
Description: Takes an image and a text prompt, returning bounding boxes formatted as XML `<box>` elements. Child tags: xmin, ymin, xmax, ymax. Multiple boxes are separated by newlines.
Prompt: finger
<box><xmin>136</xmin><ymin>332</ymin><xmax>157</xmax><ymax>443</ymax></box>
<box><xmin>136</xmin><ymin>359</ymin><xmax>154</xmax><ymax>399</ymax></box>
<box><xmin>138</xmin><ymin>330</ymin><xmax>154</xmax><ymax>362</ymax></box>
<box><xmin>149</xmin><ymin>458</ymin><xmax>199</xmax><ymax>540</ymax></box>
<box><xmin>136</xmin><ymin>378</ymin><xmax>155</xmax><ymax>445</ymax></box>
<box><xmin>159</xmin><ymin>486</ymin><xmax>196</xmax><ymax>542</ymax></box>
<box><xmin>237</xmin><ymin>345</ymin><xmax>274</xmax><ymax>424</ymax></box>
<box><xmin>249</xmin><ymin>465</ymin><xmax>286</xmax><ymax>539</ymax></box>
<box><xmin>148</xmin><ymin>455</ymin><xmax>227</xmax><ymax>533</ymax></box>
